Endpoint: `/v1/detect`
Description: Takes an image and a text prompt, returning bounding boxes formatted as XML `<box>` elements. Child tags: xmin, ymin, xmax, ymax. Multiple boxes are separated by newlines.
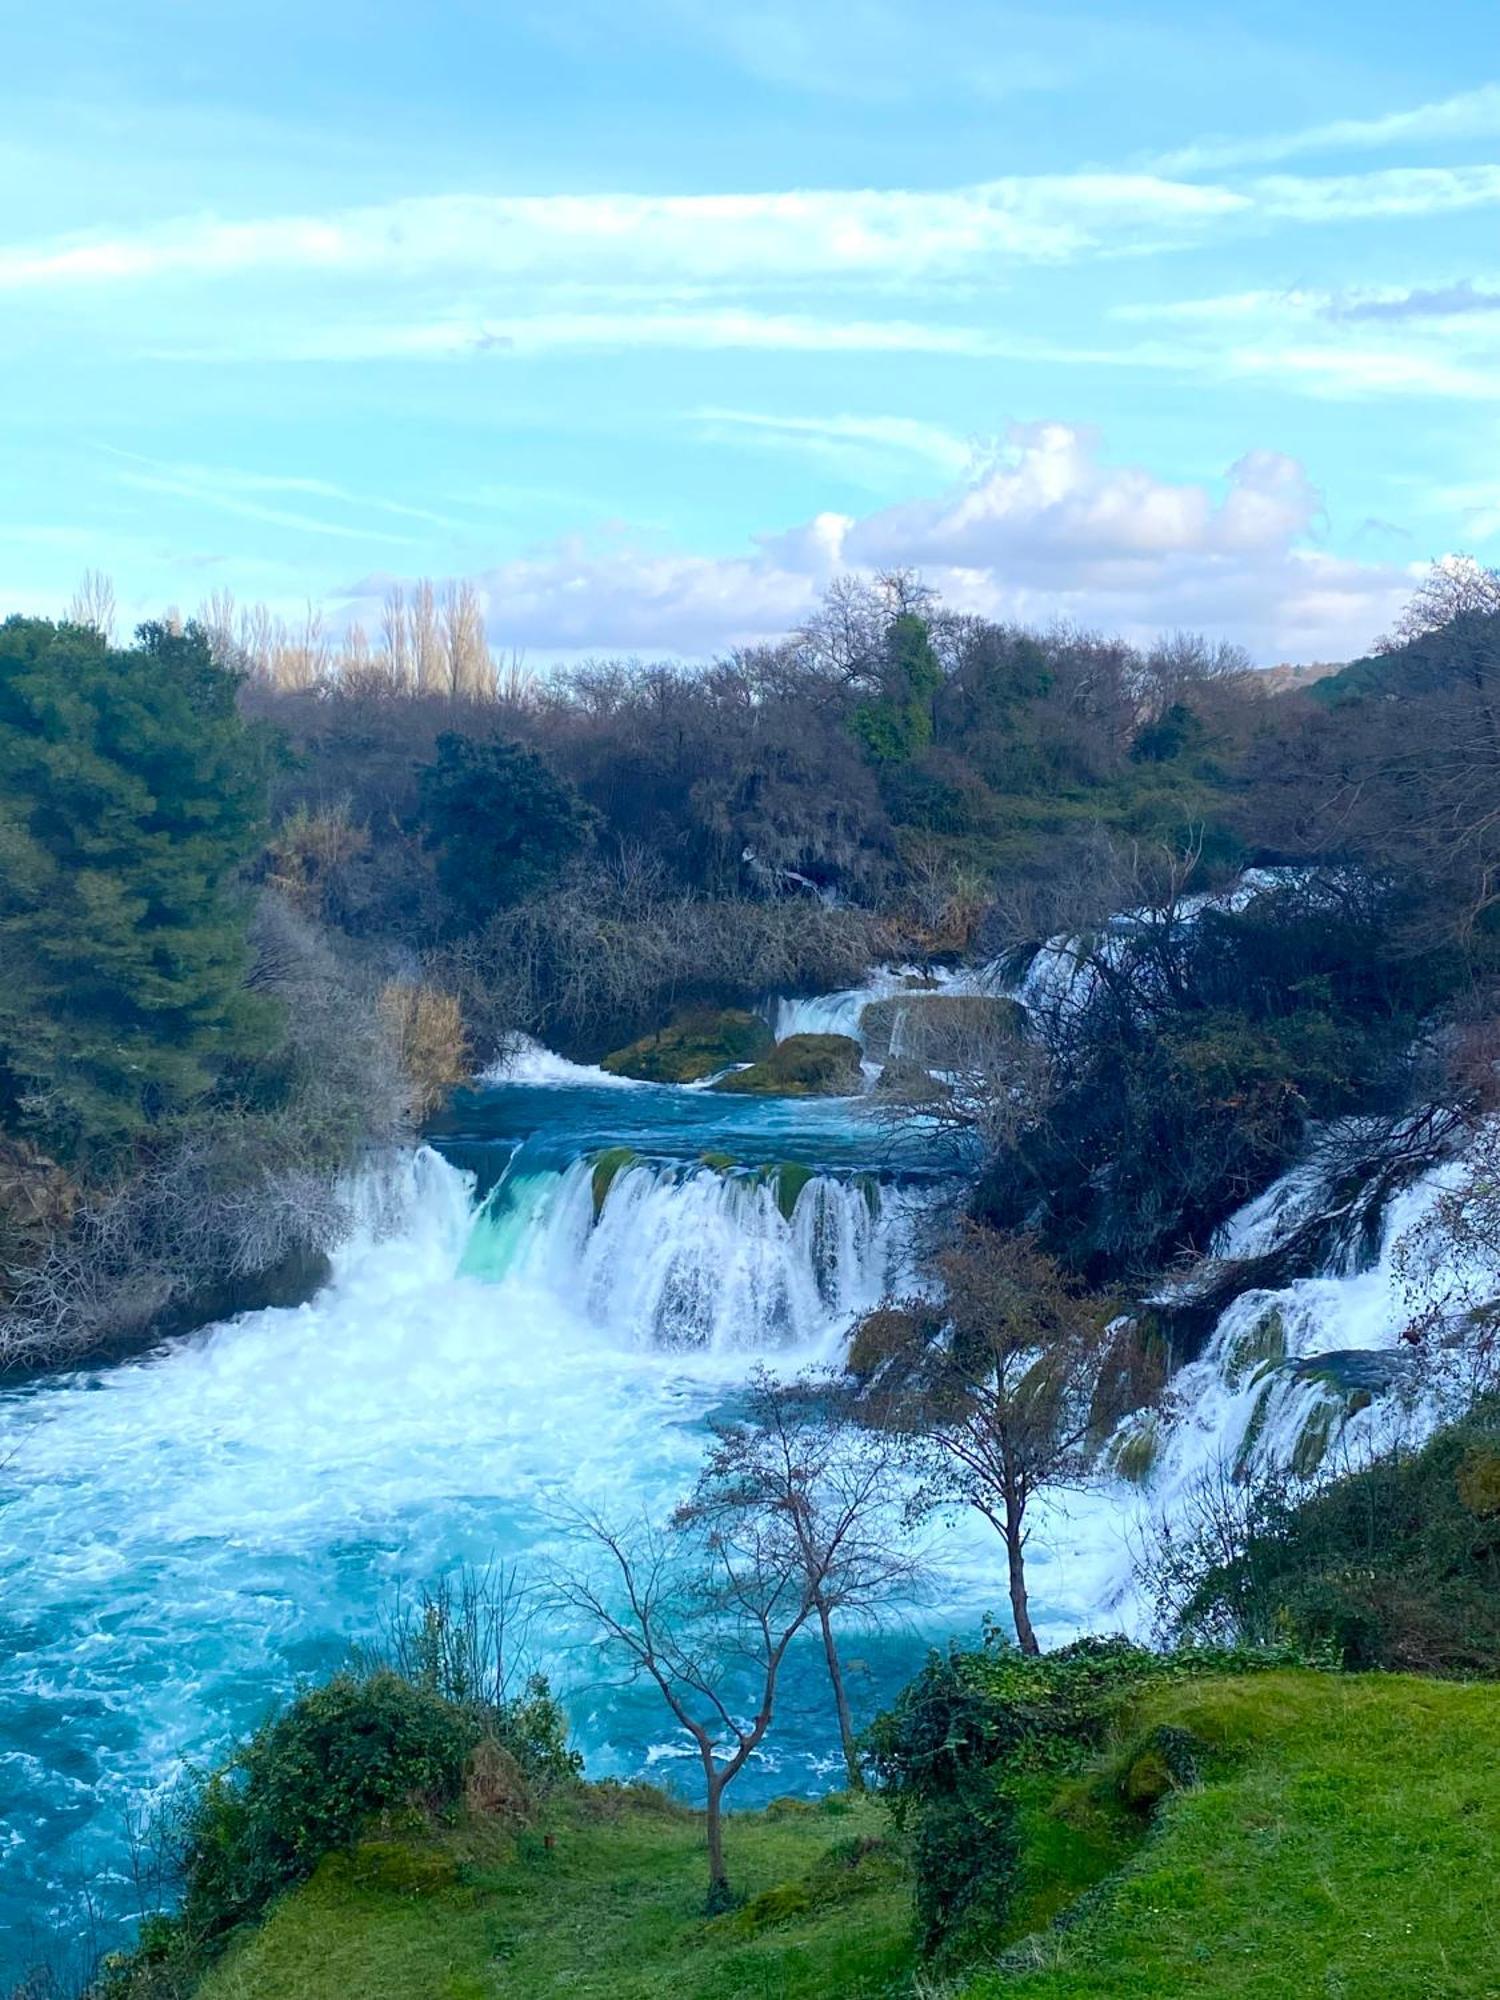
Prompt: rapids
<box><xmin>0</xmin><ymin>985</ymin><xmax>1485</xmax><ymax>1976</ymax></box>
<box><xmin>0</xmin><ymin>1065</ymin><xmax>992</xmax><ymax>1974</ymax></box>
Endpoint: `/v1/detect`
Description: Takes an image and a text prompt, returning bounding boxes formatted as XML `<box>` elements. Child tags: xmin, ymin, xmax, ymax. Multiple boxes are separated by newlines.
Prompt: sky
<box><xmin>2</xmin><ymin>1</ymin><xmax>1498</xmax><ymax>665</ymax></box>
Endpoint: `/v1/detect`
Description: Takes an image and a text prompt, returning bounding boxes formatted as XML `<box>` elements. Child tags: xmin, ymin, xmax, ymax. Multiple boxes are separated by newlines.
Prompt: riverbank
<box><xmin>180</xmin><ymin>1671</ymin><xmax>1500</xmax><ymax>2000</ymax></box>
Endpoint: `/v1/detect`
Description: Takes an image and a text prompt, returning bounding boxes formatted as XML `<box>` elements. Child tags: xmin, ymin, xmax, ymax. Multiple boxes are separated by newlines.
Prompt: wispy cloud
<box><xmin>690</xmin><ymin>408</ymin><xmax>978</xmax><ymax>476</ymax></box>
<box><xmin>1155</xmin><ymin>81</ymin><xmax>1500</xmax><ymax>173</ymax></box>
<box><xmin>155</xmin><ymin>309</ymin><xmax>1025</xmax><ymax>364</ymax></box>
<box><xmin>6</xmin><ymin>163</ymin><xmax>1498</xmax><ymax>319</ymax></box>
<box><xmin>97</xmin><ymin>450</ymin><xmax>420</xmax><ymax>545</ymax></box>
<box><xmin>0</xmin><ymin>178</ymin><xmax>1252</xmax><ymax>295</ymax></box>
<box><xmin>1331</xmin><ymin>279</ymin><xmax>1500</xmax><ymax>322</ymax></box>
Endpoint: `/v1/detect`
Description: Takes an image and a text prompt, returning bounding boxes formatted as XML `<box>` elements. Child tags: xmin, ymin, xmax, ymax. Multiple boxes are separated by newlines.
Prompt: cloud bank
<box><xmin>345</xmin><ymin>424</ymin><xmax>1411</xmax><ymax>664</ymax></box>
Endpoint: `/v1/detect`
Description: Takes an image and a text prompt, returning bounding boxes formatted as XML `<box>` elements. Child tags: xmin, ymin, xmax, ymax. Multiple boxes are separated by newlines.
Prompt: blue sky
<box><xmin>3</xmin><ymin>0</ymin><xmax>1498</xmax><ymax>662</ymax></box>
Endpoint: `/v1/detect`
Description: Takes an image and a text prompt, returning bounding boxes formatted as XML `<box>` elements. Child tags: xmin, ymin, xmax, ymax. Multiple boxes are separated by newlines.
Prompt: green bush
<box><xmin>867</xmin><ymin>1634</ymin><xmax>1298</xmax><ymax>1958</ymax></box>
<box><xmin>1158</xmin><ymin>1401</ymin><xmax>1500</xmax><ymax>1671</ymax></box>
<box><xmin>178</xmin><ymin>1671</ymin><xmax>478</xmax><ymax>1944</ymax></box>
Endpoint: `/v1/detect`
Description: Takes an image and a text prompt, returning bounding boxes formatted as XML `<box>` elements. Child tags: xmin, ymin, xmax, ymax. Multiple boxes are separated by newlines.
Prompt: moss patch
<box><xmin>1220</xmin><ymin>1304</ymin><xmax>1286</xmax><ymax>1391</ymax></box>
<box><xmin>757</xmin><ymin>1160</ymin><xmax>817</xmax><ymax>1221</ymax></box>
<box><xmin>590</xmin><ymin>1148</ymin><xmax>638</xmax><ymax>1218</ymax></box>
<box><xmin>600</xmin><ymin>1010</ymin><xmax>773</xmax><ymax>1084</ymax></box>
<box><xmin>1110</xmin><ymin>1415</ymin><xmax>1161</xmax><ymax>1488</ymax></box>
<box><xmin>710</xmin><ymin>1034</ymin><xmax>864</xmax><ymax>1098</ymax></box>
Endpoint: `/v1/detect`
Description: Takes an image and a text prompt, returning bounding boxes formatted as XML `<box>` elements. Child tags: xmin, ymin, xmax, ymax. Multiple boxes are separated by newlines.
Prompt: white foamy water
<box><xmin>0</xmin><ymin>1136</ymin><xmax>941</xmax><ymax>1970</ymax></box>
<box><xmin>3</xmin><ymin>969</ymin><xmax>1490</xmax><ymax>1976</ymax></box>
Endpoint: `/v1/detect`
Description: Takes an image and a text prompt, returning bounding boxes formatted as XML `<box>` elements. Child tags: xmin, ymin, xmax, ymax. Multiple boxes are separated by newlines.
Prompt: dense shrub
<box><xmin>866</xmin><ymin>1634</ymin><xmax>1297</xmax><ymax>1956</ymax></box>
<box><xmin>1151</xmin><ymin>1403</ymin><xmax>1500</xmax><ymax>1671</ymax></box>
<box><xmin>176</xmin><ymin>1672</ymin><xmax>478</xmax><ymax>1944</ymax></box>
<box><xmin>418</xmin><ymin>731</ymin><xmax>596</xmax><ymax>934</ymax></box>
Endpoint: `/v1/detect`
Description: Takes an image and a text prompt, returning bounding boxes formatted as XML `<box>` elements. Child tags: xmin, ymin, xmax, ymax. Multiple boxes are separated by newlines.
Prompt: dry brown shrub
<box><xmin>464</xmin><ymin>1738</ymin><xmax>532</xmax><ymax>1821</ymax></box>
<box><xmin>378</xmin><ymin>981</ymin><xmax>469</xmax><ymax>1119</ymax></box>
<box><xmin>265</xmin><ymin>800</ymin><xmax>368</xmax><ymax>917</ymax></box>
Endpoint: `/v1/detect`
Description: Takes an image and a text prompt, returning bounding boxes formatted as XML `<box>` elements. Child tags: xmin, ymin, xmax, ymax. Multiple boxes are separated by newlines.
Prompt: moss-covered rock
<box><xmin>858</xmin><ymin>992</ymin><xmax>1025</xmax><ymax>1065</ymax></box>
<box><xmin>759</xmin><ymin>1160</ymin><xmax>816</xmax><ymax>1221</ymax></box>
<box><xmin>698</xmin><ymin>1151</ymin><xmax>736</xmax><ymax>1174</ymax></box>
<box><xmin>590</xmin><ymin>1147</ymin><xmax>638</xmax><ymax>1218</ymax></box>
<box><xmin>599</xmin><ymin>1010</ymin><xmax>773</xmax><ymax>1084</ymax></box>
<box><xmin>1221</xmin><ymin>1304</ymin><xmax>1288</xmax><ymax>1391</ymax></box>
<box><xmin>1117</xmin><ymin>1726</ymin><xmax>1205</xmax><ymax>1811</ymax></box>
<box><xmin>709</xmin><ymin>1033</ymin><xmax>864</xmax><ymax>1098</ymax></box>
<box><xmin>1289</xmin><ymin>1394</ymin><xmax>1342</xmax><ymax>1478</ymax></box>
<box><xmin>1111</xmin><ymin>1415</ymin><xmax>1162</xmax><ymax>1487</ymax></box>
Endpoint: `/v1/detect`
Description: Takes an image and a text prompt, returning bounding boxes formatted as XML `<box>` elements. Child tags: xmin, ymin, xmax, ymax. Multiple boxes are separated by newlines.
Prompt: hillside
<box><xmin>187</xmin><ymin>1672</ymin><xmax>1500</xmax><ymax>2000</ymax></box>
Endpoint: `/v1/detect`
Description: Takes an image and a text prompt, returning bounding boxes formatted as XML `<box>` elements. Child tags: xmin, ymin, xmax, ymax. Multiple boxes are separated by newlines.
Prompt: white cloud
<box><xmin>1155</xmin><ymin>82</ymin><xmax>1500</xmax><ymax>172</ymax></box>
<box><xmin>350</xmin><ymin>424</ymin><xmax>1410</xmax><ymax>663</ymax></box>
<box><xmin>1253</xmin><ymin>164</ymin><xmax>1500</xmax><ymax>222</ymax></box>
<box><xmin>0</xmin><ymin>179</ymin><xmax>1247</xmax><ymax>295</ymax></box>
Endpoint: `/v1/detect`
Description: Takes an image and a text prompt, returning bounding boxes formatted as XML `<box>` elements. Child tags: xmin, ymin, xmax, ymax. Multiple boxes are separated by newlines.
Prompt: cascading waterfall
<box><xmin>0</xmin><ymin>1077</ymin><xmax>934</xmax><ymax>1974</ymax></box>
<box><xmin>465</xmin><ymin>1158</ymin><xmax>908</xmax><ymax>1353</ymax></box>
<box><xmin>3</xmin><ymin>945</ymin><xmax>1494</xmax><ymax>1977</ymax></box>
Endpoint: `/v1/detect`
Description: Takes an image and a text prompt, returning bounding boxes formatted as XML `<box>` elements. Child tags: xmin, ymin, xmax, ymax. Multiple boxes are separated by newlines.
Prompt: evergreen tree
<box><xmin>0</xmin><ymin>616</ymin><xmax>274</xmax><ymax>1160</ymax></box>
<box><xmin>418</xmin><ymin>731</ymin><xmax>595</xmax><ymax>933</ymax></box>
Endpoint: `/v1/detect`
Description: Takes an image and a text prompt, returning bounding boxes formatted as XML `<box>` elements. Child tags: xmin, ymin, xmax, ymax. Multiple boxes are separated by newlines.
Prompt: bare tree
<box><xmin>409</xmin><ymin>578</ymin><xmax>445</xmax><ymax>695</ymax></box>
<box><xmin>380</xmin><ymin>583</ymin><xmax>412</xmax><ymax>689</ymax></box>
<box><xmin>852</xmin><ymin>1225</ymin><xmax>1118</xmax><ymax>1654</ymax></box>
<box><xmin>677</xmin><ymin>1368</ymin><xmax>923</xmax><ymax>1790</ymax></box>
<box><xmin>65</xmin><ymin>568</ymin><xmax>116</xmax><ymax>642</ymax></box>
<box><xmin>441</xmin><ymin>578</ymin><xmax>493</xmax><ymax>700</ymax></box>
<box><xmin>553</xmin><ymin>1510</ymin><xmax>814</xmax><ymax>1906</ymax></box>
<box><xmin>1387</xmin><ymin>554</ymin><xmax>1500</xmax><ymax>646</ymax></box>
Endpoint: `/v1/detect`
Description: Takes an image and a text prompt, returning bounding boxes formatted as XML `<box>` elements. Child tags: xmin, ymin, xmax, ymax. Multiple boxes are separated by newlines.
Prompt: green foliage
<box><xmin>866</xmin><ymin>1635</ymin><xmax>1298</xmax><ymax>1957</ymax></box>
<box><xmin>851</xmin><ymin>613</ymin><xmax>943</xmax><ymax>765</ymax></box>
<box><xmin>176</xmin><ymin>1672</ymin><xmax>479</xmax><ymax>1946</ymax></box>
<box><xmin>1160</xmin><ymin>1402</ymin><xmax>1500</xmax><ymax>1671</ymax></box>
<box><xmin>418</xmin><ymin>732</ymin><xmax>594</xmax><ymax>934</ymax></box>
<box><xmin>0</xmin><ymin>617</ymin><xmax>275</xmax><ymax>1159</ymax></box>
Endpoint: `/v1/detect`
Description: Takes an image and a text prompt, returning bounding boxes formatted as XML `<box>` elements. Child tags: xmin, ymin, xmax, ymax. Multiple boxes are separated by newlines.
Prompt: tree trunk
<box><xmin>1005</xmin><ymin>1519</ymin><xmax>1040</xmax><ymax>1656</ymax></box>
<box><xmin>815</xmin><ymin>1595</ymin><xmax>864</xmax><ymax>1791</ymax></box>
<box><xmin>704</xmin><ymin>1770</ymin><xmax>731</xmax><ymax>1910</ymax></box>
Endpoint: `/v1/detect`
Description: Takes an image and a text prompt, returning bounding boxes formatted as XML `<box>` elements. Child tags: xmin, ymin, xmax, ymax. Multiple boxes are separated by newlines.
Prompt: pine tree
<box><xmin>0</xmin><ymin>616</ymin><xmax>275</xmax><ymax>1160</ymax></box>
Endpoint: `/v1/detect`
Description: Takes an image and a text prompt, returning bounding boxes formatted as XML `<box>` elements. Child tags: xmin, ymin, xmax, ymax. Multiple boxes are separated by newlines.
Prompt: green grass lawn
<box><xmin>964</xmin><ymin>1674</ymin><xmax>1500</xmax><ymax>2000</ymax></box>
<box><xmin>197</xmin><ymin>1675</ymin><xmax>1500</xmax><ymax>2000</ymax></box>
<box><xmin>198</xmin><ymin>1789</ymin><xmax>914</xmax><ymax>2000</ymax></box>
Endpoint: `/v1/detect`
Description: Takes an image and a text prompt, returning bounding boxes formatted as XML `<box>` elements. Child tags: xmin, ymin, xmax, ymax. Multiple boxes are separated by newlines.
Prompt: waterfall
<box><xmin>463</xmin><ymin>1157</ymin><xmax>910</xmax><ymax>1353</ymax></box>
<box><xmin>0</xmin><ymin>1123</ymin><xmax>930</xmax><ymax>1970</ymax></box>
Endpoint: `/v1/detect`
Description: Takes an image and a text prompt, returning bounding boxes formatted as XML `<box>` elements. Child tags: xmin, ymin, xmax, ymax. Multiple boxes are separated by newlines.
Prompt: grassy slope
<box><xmin>969</xmin><ymin>1674</ymin><xmax>1500</xmax><ymax>2000</ymax></box>
<box><xmin>200</xmin><ymin>1675</ymin><xmax>1500</xmax><ymax>2000</ymax></box>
